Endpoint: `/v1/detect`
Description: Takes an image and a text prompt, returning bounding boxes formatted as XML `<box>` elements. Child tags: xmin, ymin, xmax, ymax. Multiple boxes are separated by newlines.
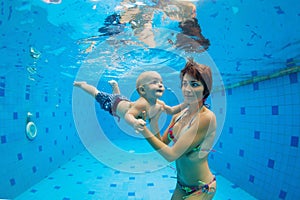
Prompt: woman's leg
<box><xmin>171</xmin><ymin>184</ymin><xmax>186</xmax><ymax>200</ymax></box>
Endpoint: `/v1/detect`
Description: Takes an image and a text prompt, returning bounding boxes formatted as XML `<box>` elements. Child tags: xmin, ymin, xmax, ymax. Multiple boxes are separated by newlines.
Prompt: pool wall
<box><xmin>0</xmin><ymin>71</ymin><xmax>85</xmax><ymax>199</ymax></box>
<box><xmin>210</xmin><ymin>67</ymin><xmax>300</xmax><ymax>200</ymax></box>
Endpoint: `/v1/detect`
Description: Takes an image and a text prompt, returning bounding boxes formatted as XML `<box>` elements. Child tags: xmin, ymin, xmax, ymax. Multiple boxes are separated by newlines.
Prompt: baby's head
<box><xmin>136</xmin><ymin>71</ymin><xmax>164</xmax><ymax>96</ymax></box>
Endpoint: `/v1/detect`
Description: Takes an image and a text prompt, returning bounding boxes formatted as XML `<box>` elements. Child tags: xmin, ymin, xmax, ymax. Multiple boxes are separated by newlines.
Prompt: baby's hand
<box><xmin>134</xmin><ymin>119</ymin><xmax>146</xmax><ymax>132</ymax></box>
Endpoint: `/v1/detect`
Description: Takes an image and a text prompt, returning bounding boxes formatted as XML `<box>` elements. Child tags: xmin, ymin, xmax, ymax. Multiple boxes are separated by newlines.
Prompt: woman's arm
<box><xmin>141</xmin><ymin>113</ymin><xmax>213</xmax><ymax>162</ymax></box>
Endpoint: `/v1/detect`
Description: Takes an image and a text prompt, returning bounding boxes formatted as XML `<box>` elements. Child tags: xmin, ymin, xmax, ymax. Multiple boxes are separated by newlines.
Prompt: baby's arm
<box><xmin>124</xmin><ymin>100</ymin><xmax>147</xmax><ymax>132</ymax></box>
<box><xmin>157</xmin><ymin>100</ymin><xmax>188</xmax><ymax>115</ymax></box>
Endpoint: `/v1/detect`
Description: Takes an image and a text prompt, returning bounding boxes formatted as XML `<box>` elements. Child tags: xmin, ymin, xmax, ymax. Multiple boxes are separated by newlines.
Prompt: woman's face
<box><xmin>181</xmin><ymin>73</ymin><xmax>204</xmax><ymax>103</ymax></box>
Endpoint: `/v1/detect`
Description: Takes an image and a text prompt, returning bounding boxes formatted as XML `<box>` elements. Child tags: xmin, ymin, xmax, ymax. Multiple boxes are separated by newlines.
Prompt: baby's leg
<box><xmin>108</xmin><ymin>80</ymin><xmax>121</xmax><ymax>94</ymax></box>
<box><xmin>73</xmin><ymin>81</ymin><xmax>99</xmax><ymax>97</ymax></box>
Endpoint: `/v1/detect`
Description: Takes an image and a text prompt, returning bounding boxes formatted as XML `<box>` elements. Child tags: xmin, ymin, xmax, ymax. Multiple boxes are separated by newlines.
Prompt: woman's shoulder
<box><xmin>199</xmin><ymin>107</ymin><xmax>217</xmax><ymax>127</ymax></box>
<box><xmin>202</xmin><ymin>106</ymin><xmax>216</xmax><ymax>117</ymax></box>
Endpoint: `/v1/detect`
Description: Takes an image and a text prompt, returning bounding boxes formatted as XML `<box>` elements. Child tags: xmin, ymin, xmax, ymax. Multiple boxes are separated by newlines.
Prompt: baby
<box><xmin>74</xmin><ymin>71</ymin><xmax>187</xmax><ymax>136</ymax></box>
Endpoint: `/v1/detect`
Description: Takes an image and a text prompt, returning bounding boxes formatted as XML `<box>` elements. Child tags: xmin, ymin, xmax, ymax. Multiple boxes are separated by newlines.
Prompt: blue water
<box><xmin>1</xmin><ymin>0</ymin><xmax>300</xmax><ymax>200</ymax></box>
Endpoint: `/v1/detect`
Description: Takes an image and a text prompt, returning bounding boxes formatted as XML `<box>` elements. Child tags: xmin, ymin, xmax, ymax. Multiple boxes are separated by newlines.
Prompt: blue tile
<box><xmin>251</xmin><ymin>71</ymin><xmax>258</xmax><ymax>76</ymax></box>
<box><xmin>1</xmin><ymin>135</ymin><xmax>7</xmax><ymax>144</ymax></box>
<box><xmin>289</xmin><ymin>73</ymin><xmax>298</xmax><ymax>84</ymax></box>
<box><xmin>10</xmin><ymin>178</ymin><xmax>16</xmax><ymax>186</ymax></box>
<box><xmin>30</xmin><ymin>189</ymin><xmax>38</xmax><ymax>193</ymax></box>
<box><xmin>240</xmin><ymin>107</ymin><xmax>246</xmax><ymax>115</ymax></box>
<box><xmin>32</xmin><ymin>166</ymin><xmax>37</xmax><ymax>173</ymax></box>
<box><xmin>0</xmin><ymin>89</ymin><xmax>4</xmax><ymax>96</ymax></box>
<box><xmin>229</xmin><ymin>127</ymin><xmax>233</xmax><ymax>134</ymax></box>
<box><xmin>254</xmin><ymin>131</ymin><xmax>260</xmax><ymax>139</ymax></box>
<box><xmin>88</xmin><ymin>191</ymin><xmax>95</xmax><ymax>195</ymax></box>
<box><xmin>267</xmin><ymin>159</ymin><xmax>275</xmax><ymax>169</ymax></box>
<box><xmin>290</xmin><ymin>136</ymin><xmax>299</xmax><ymax>147</ymax></box>
<box><xmin>286</xmin><ymin>58</ymin><xmax>294</xmax><ymax>63</ymax></box>
<box><xmin>129</xmin><ymin>176</ymin><xmax>135</xmax><ymax>180</ymax></box>
<box><xmin>249</xmin><ymin>175</ymin><xmax>254</xmax><ymax>183</ymax></box>
<box><xmin>110</xmin><ymin>184</ymin><xmax>117</xmax><ymax>187</ymax></box>
<box><xmin>54</xmin><ymin>185</ymin><xmax>61</xmax><ymax>189</ymax></box>
<box><xmin>227</xmin><ymin>88</ymin><xmax>232</xmax><ymax>95</ymax></box>
<box><xmin>219</xmin><ymin>142</ymin><xmax>223</xmax><ymax>148</ymax></box>
<box><xmin>25</xmin><ymin>85</ymin><xmax>30</xmax><ymax>92</ymax></box>
<box><xmin>278</xmin><ymin>190</ymin><xmax>287</xmax><ymax>199</ymax></box>
<box><xmin>272</xmin><ymin>106</ymin><xmax>279</xmax><ymax>115</ymax></box>
<box><xmin>147</xmin><ymin>183</ymin><xmax>154</xmax><ymax>187</ymax></box>
<box><xmin>13</xmin><ymin>112</ymin><xmax>18</xmax><ymax>119</ymax></box>
<box><xmin>25</xmin><ymin>93</ymin><xmax>30</xmax><ymax>100</ymax></box>
<box><xmin>226</xmin><ymin>163</ymin><xmax>231</xmax><ymax>169</ymax></box>
<box><xmin>17</xmin><ymin>153</ymin><xmax>23</xmax><ymax>160</ymax></box>
<box><xmin>253</xmin><ymin>82</ymin><xmax>259</xmax><ymax>90</ymax></box>
<box><xmin>128</xmin><ymin>192</ymin><xmax>135</xmax><ymax>196</ymax></box>
<box><xmin>239</xmin><ymin>149</ymin><xmax>244</xmax><ymax>157</ymax></box>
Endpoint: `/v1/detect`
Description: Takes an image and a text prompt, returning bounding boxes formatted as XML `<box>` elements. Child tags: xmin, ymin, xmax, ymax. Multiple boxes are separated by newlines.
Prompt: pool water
<box><xmin>1</xmin><ymin>0</ymin><xmax>299</xmax><ymax>199</ymax></box>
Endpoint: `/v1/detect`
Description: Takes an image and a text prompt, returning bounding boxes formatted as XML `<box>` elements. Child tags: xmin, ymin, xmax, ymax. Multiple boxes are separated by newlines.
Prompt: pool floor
<box><xmin>15</xmin><ymin>148</ymin><xmax>257</xmax><ymax>200</ymax></box>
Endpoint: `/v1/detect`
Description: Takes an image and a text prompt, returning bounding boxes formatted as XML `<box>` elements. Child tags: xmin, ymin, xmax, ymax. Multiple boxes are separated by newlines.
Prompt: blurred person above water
<box><xmin>82</xmin><ymin>0</ymin><xmax>210</xmax><ymax>53</ymax></box>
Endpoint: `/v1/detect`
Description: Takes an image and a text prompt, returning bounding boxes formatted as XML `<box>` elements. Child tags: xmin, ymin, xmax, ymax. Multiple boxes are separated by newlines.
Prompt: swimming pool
<box><xmin>1</xmin><ymin>0</ymin><xmax>299</xmax><ymax>199</ymax></box>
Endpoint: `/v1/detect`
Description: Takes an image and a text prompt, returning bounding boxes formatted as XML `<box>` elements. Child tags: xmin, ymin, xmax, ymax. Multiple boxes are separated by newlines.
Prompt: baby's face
<box><xmin>142</xmin><ymin>72</ymin><xmax>165</xmax><ymax>98</ymax></box>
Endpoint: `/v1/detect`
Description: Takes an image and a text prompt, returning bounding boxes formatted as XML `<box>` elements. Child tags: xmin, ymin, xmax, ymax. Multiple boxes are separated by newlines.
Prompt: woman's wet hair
<box><xmin>180</xmin><ymin>58</ymin><xmax>212</xmax><ymax>99</ymax></box>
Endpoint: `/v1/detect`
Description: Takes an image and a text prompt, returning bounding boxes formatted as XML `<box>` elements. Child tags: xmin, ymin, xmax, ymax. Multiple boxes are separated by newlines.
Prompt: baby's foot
<box><xmin>108</xmin><ymin>80</ymin><xmax>118</xmax><ymax>87</ymax></box>
<box><xmin>73</xmin><ymin>81</ymin><xmax>86</xmax><ymax>87</ymax></box>
<box><xmin>108</xmin><ymin>80</ymin><xmax>120</xmax><ymax>94</ymax></box>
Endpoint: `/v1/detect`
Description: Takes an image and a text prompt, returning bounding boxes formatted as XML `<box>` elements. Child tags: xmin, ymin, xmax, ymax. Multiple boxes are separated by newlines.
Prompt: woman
<box><xmin>141</xmin><ymin>58</ymin><xmax>217</xmax><ymax>199</ymax></box>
